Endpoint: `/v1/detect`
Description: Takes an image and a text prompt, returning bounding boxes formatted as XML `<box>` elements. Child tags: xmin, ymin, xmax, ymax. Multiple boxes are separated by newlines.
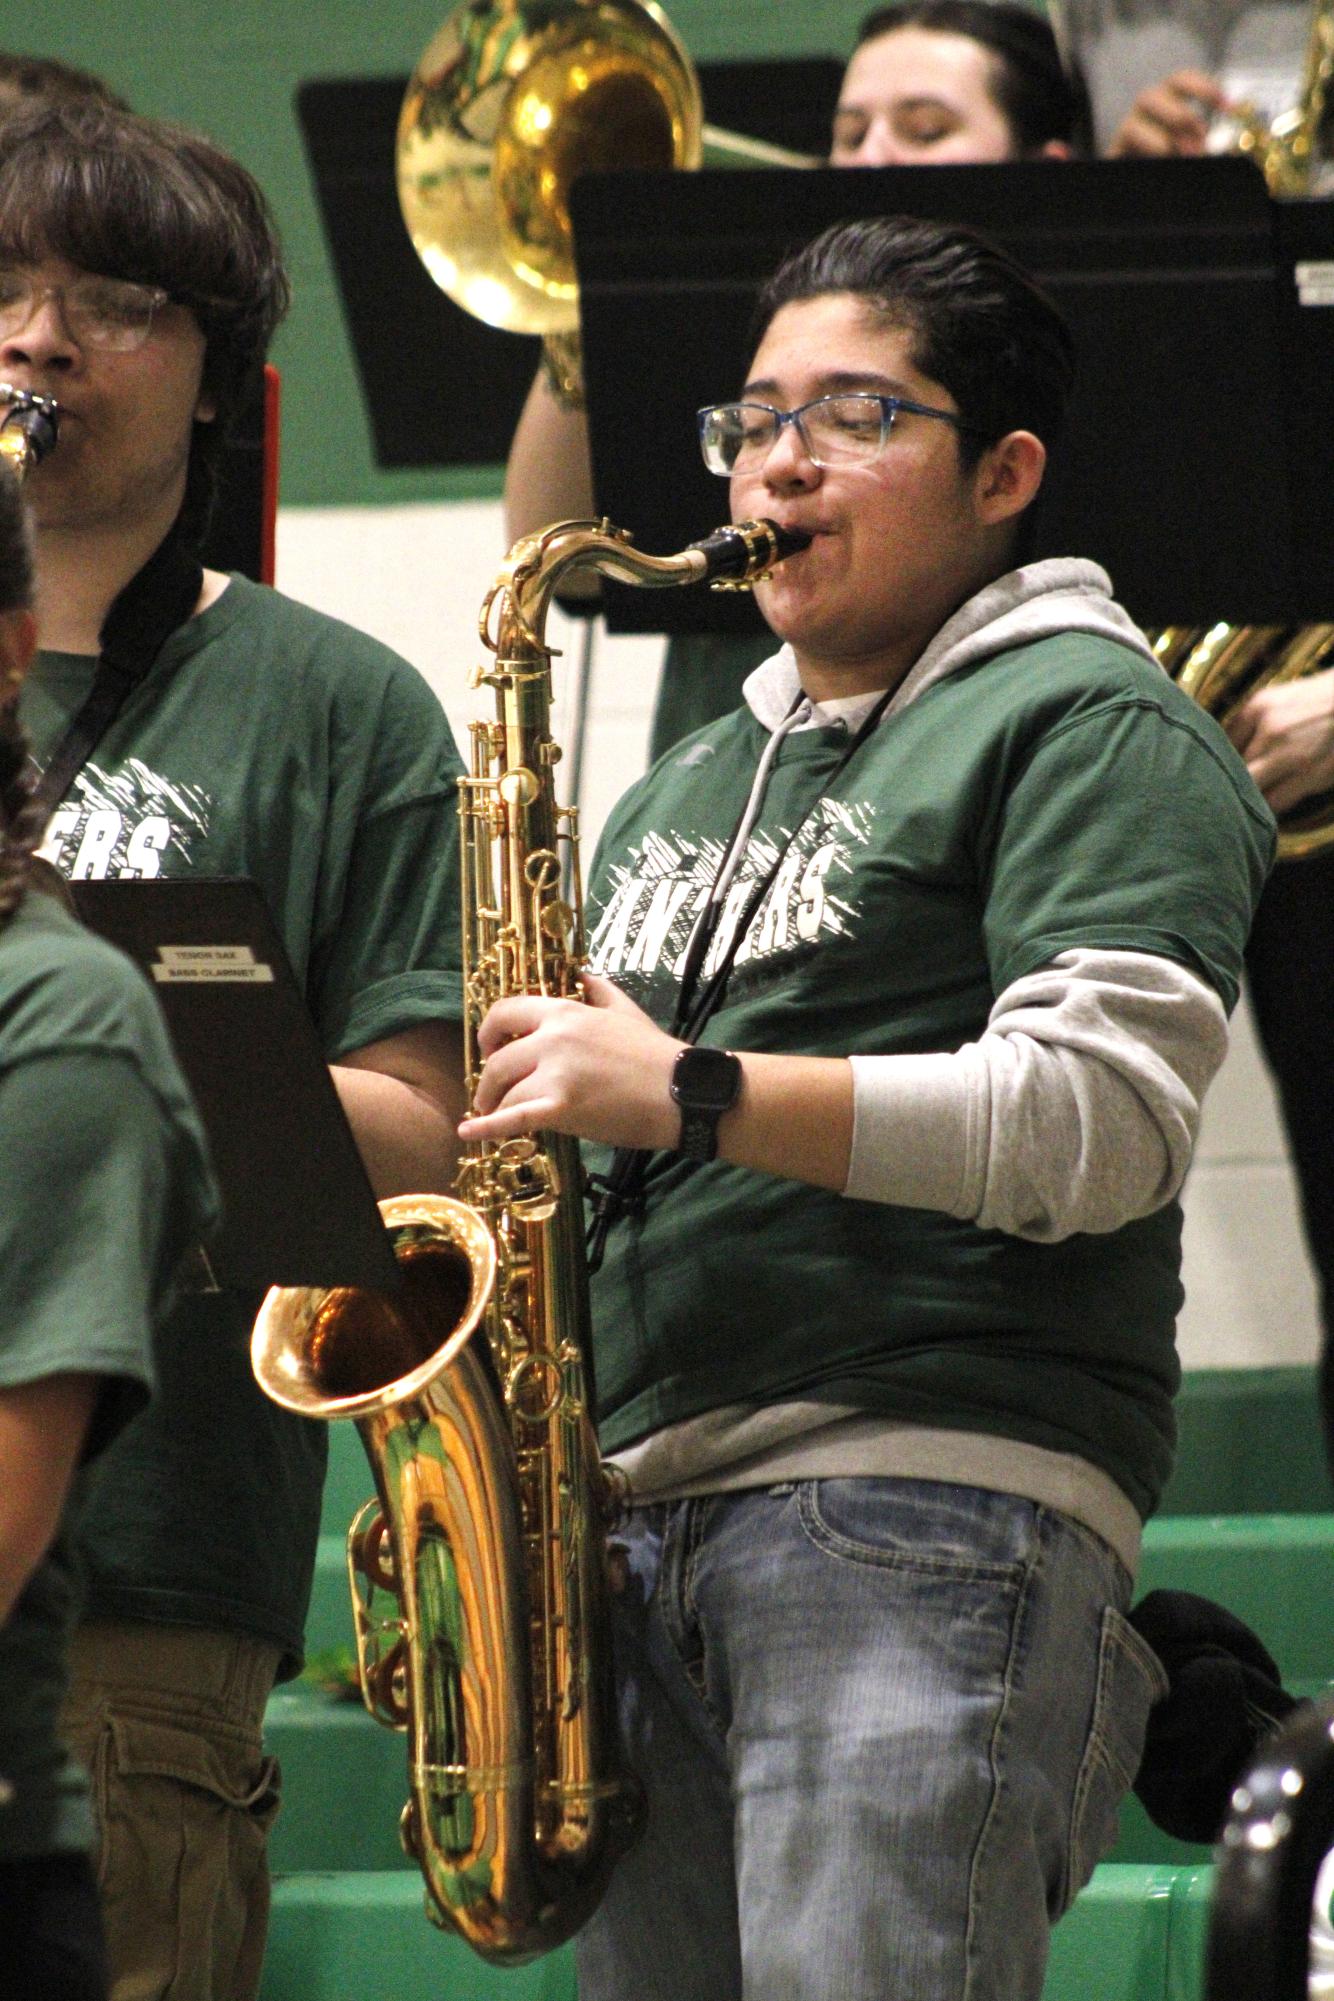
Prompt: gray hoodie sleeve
<box><xmin>843</xmin><ymin>948</ymin><xmax>1229</xmax><ymax>1241</ymax></box>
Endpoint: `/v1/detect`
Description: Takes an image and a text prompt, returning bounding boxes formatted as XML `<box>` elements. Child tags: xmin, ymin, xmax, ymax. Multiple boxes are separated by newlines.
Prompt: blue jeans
<box><xmin>577</xmin><ymin>1478</ymin><xmax>1166</xmax><ymax>2001</ymax></box>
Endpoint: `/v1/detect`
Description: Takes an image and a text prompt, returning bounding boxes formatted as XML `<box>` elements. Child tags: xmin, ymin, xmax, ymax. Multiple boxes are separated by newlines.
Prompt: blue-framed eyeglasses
<box><xmin>697</xmin><ymin>393</ymin><xmax>983</xmax><ymax>475</ymax></box>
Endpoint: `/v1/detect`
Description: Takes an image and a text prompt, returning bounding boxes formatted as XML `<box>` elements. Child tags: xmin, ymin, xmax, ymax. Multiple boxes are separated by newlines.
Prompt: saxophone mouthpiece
<box><xmin>0</xmin><ymin>385</ymin><xmax>61</xmax><ymax>475</ymax></box>
<box><xmin>689</xmin><ymin>518</ymin><xmax>813</xmax><ymax>591</ymax></box>
<box><xmin>766</xmin><ymin>522</ymin><xmax>815</xmax><ymax>562</ymax></box>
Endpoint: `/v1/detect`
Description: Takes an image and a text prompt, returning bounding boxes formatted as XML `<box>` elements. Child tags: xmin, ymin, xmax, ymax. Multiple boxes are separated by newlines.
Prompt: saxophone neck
<box><xmin>477</xmin><ymin>515</ymin><xmax>811</xmax><ymax>685</ymax></box>
<box><xmin>477</xmin><ymin>520</ymin><xmax>631</xmax><ymax>684</ymax></box>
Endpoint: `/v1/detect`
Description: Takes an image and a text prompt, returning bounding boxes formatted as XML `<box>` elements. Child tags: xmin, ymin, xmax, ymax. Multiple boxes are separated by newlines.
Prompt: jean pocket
<box><xmin>1063</xmin><ymin>1605</ymin><xmax>1169</xmax><ymax>1908</ymax></box>
<box><xmin>797</xmin><ymin>1477</ymin><xmax>1034</xmax><ymax>1585</ymax></box>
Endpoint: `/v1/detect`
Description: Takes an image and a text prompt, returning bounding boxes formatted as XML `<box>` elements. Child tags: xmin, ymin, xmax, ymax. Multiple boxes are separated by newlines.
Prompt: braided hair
<box><xmin>0</xmin><ymin>464</ymin><xmax>43</xmax><ymax>930</ymax></box>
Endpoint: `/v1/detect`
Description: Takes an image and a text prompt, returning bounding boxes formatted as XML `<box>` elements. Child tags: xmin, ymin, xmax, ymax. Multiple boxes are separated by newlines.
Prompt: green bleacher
<box><xmin>259</xmin><ymin>1366</ymin><xmax>1333</xmax><ymax>2001</ymax></box>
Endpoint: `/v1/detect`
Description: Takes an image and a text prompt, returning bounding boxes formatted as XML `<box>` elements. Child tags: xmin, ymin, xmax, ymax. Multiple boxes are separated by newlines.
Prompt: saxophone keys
<box><xmin>507</xmin><ymin>1349</ymin><xmax>567</xmax><ymax>1425</ymax></box>
<box><xmin>500</xmin><ymin>766</ymin><xmax>541</xmax><ymax>807</ymax></box>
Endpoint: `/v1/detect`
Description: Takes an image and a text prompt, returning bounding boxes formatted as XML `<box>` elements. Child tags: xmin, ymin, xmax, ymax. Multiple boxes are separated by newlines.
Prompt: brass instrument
<box><xmin>1233</xmin><ymin>0</ymin><xmax>1334</xmax><ymax>196</ymax></box>
<box><xmin>251</xmin><ymin>513</ymin><xmax>808</xmax><ymax>1963</ymax></box>
<box><xmin>1148</xmin><ymin>0</ymin><xmax>1334</xmax><ymax>859</ymax></box>
<box><xmin>0</xmin><ymin>387</ymin><xmax>59</xmax><ymax>478</ymax></box>
<box><xmin>1151</xmin><ymin>625</ymin><xmax>1334</xmax><ymax>860</ymax></box>
<box><xmin>396</xmin><ymin>0</ymin><xmax>819</xmax><ymax>339</ymax></box>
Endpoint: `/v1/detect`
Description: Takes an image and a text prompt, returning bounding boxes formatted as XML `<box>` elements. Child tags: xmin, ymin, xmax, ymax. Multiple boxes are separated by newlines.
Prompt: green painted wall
<box><xmin>16</xmin><ymin>2</ymin><xmax>874</xmax><ymax>506</ymax></box>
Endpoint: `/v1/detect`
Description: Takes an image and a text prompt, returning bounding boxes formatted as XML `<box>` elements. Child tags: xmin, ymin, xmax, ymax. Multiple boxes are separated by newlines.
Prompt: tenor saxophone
<box><xmin>251</xmin><ymin>514</ymin><xmax>807</xmax><ymax>1964</ymax></box>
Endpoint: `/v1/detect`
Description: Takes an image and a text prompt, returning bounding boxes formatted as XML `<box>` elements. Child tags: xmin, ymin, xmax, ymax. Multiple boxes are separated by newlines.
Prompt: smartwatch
<box><xmin>670</xmin><ymin>1046</ymin><xmax>743</xmax><ymax>1162</ymax></box>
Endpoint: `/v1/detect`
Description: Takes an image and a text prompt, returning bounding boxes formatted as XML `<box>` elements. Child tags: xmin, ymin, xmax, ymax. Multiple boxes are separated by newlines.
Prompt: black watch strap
<box><xmin>670</xmin><ymin>1046</ymin><xmax>742</xmax><ymax>1162</ymax></box>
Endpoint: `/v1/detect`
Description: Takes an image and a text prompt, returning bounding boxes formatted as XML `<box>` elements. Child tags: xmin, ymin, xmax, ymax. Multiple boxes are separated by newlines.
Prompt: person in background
<box><xmin>0</xmin><ymin>95</ymin><xmax>469</xmax><ymax>2001</ymax></box>
<box><xmin>1051</xmin><ymin>0</ymin><xmax>1313</xmax><ymax>159</ymax></box>
<box><xmin>503</xmin><ymin>0</ymin><xmax>1091</xmax><ymax>765</ymax></box>
<box><xmin>1053</xmin><ymin>0</ymin><xmax>1334</xmax><ymax>1477</ymax></box>
<box><xmin>0</xmin><ymin>459</ymin><xmax>216</xmax><ymax>2000</ymax></box>
<box><xmin>831</xmin><ymin>0</ymin><xmax>1089</xmax><ymax>164</ymax></box>
<box><xmin>465</xmin><ymin>212</ymin><xmax>1274</xmax><ymax>2001</ymax></box>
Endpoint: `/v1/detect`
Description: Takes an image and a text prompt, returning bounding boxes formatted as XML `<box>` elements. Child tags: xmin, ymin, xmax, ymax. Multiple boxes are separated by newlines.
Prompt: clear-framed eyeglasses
<box><xmin>0</xmin><ymin>268</ymin><xmax>171</xmax><ymax>353</ymax></box>
<box><xmin>697</xmin><ymin>392</ymin><xmax>984</xmax><ymax>475</ymax></box>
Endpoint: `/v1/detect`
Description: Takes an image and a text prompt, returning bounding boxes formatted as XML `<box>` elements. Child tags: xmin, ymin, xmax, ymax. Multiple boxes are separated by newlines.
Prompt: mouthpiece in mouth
<box><xmin>0</xmin><ymin>386</ymin><xmax>60</xmax><ymax>470</ymax></box>
<box><xmin>688</xmin><ymin>518</ymin><xmax>813</xmax><ymax>586</ymax></box>
<box><xmin>767</xmin><ymin>523</ymin><xmax>815</xmax><ymax>561</ymax></box>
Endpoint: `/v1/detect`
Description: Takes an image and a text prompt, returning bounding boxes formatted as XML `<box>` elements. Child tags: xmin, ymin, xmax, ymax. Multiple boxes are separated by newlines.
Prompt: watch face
<box><xmin>673</xmin><ymin>1046</ymin><xmax>742</xmax><ymax>1113</ymax></box>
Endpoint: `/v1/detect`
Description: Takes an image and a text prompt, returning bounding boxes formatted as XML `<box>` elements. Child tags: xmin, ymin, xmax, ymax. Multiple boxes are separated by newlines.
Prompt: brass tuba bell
<box><xmin>395</xmin><ymin>0</ymin><xmax>817</xmax><ymax>338</ymax></box>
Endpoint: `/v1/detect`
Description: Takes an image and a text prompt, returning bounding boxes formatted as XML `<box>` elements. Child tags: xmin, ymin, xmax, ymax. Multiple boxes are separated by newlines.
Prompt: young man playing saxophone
<box><xmin>503</xmin><ymin>0</ymin><xmax>1091</xmax><ymax>762</ymax></box>
<box><xmin>462</xmin><ymin>214</ymin><xmax>1274</xmax><ymax>2000</ymax></box>
<box><xmin>0</xmin><ymin>96</ymin><xmax>468</xmax><ymax>2001</ymax></box>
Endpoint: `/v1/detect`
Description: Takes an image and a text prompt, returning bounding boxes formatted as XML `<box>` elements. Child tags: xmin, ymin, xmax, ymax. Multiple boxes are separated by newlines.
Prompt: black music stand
<box><xmin>570</xmin><ymin>157</ymin><xmax>1334</xmax><ymax>635</ymax></box>
<box><xmin>71</xmin><ymin>877</ymin><xmax>400</xmax><ymax>1294</ymax></box>
<box><xmin>294</xmin><ymin>58</ymin><xmax>843</xmax><ymax>470</ymax></box>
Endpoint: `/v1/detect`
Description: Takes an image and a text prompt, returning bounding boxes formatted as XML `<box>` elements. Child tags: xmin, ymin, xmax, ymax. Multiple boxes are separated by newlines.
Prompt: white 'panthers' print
<box><xmin>589</xmin><ymin>795</ymin><xmax>875</xmax><ymax>984</ymax></box>
<box><xmin>38</xmin><ymin>759</ymin><xmax>212</xmax><ymax>880</ymax></box>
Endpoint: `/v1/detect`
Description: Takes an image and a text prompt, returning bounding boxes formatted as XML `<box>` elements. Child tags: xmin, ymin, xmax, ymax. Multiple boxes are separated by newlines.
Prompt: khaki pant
<box><xmin>61</xmin><ymin>1622</ymin><xmax>283</xmax><ymax>2001</ymax></box>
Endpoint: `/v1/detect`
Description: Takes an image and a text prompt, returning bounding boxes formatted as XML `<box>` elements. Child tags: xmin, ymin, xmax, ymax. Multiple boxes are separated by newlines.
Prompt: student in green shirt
<box><xmin>0</xmin><ymin>98</ymin><xmax>469</xmax><ymax>2001</ymax></box>
<box><xmin>462</xmin><ymin>215</ymin><xmax>1273</xmax><ymax>2001</ymax></box>
<box><xmin>0</xmin><ymin>463</ymin><xmax>216</xmax><ymax>1999</ymax></box>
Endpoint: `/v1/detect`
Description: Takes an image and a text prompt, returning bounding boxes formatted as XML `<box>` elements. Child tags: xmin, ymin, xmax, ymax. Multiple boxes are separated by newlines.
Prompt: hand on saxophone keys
<box><xmin>461</xmin><ymin>977</ymin><xmax>856</xmax><ymax>1196</ymax></box>
<box><xmin>459</xmin><ymin>975</ymin><xmax>687</xmax><ymax>1154</ymax></box>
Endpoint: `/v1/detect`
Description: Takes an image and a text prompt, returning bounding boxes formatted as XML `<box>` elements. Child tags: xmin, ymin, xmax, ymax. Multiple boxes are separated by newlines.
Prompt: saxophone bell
<box><xmin>0</xmin><ymin>386</ymin><xmax>60</xmax><ymax>478</ymax></box>
<box><xmin>252</xmin><ymin>1197</ymin><xmax>496</xmax><ymax>1418</ymax></box>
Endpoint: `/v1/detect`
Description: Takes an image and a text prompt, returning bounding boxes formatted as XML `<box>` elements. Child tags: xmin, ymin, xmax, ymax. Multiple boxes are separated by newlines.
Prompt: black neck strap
<box><xmin>587</xmin><ymin>681</ymin><xmax>897</xmax><ymax>1270</ymax></box>
<box><xmin>40</xmin><ymin>522</ymin><xmax>204</xmax><ymax>811</ymax></box>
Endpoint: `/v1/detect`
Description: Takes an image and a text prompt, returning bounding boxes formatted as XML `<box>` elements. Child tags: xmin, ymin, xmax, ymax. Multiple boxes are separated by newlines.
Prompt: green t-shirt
<box><xmin>585</xmin><ymin>631</ymin><xmax>1274</xmax><ymax>1519</ymax></box>
<box><xmin>20</xmin><ymin>575</ymin><xmax>465</xmax><ymax>1672</ymax></box>
<box><xmin>0</xmin><ymin>892</ymin><xmax>217</xmax><ymax>1858</ymax></box>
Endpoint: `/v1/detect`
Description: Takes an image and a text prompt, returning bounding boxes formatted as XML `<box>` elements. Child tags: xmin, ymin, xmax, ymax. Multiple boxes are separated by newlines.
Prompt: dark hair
<box><xmin>0</xmin><ymin>465</ymin><xmax>43</xmax><ymax>928</ymax></box>
<box><xmin>853</xmin><ymin>0</ymin><xmax>1094</xmax><ymax>157</ymax></box>
<box><xmin>751</xmin><ymin>213</ymin><xmax>1075</xmax><ymax>467</ymax></box>
<box><xmin>0</xmin><ymin>98</ymin><xmax>290</xmax><ymax>544</ymax></box>
<box><xmin>0</xmin><ymin>50</ymin><xmax>129</xmax><ymax>113</ymax></box>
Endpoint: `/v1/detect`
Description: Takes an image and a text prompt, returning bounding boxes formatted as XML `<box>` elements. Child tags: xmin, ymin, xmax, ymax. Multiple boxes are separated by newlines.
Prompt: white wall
<box><xmin>275</xmin><ymin>498</ymin><xmax>664</xmax><ymax>857</ymax></box>
<box><xmin>276</xmin><ymin>499</ymin><xmax>1321</xmax><ymax>1372</ymax></box>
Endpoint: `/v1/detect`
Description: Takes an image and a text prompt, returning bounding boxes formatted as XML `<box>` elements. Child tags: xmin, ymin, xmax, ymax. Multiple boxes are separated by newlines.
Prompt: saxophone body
<box><xmin>252</xmin><ymin>514</ymin><xmax>806</xmax><ymax>1963</ymax></box>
